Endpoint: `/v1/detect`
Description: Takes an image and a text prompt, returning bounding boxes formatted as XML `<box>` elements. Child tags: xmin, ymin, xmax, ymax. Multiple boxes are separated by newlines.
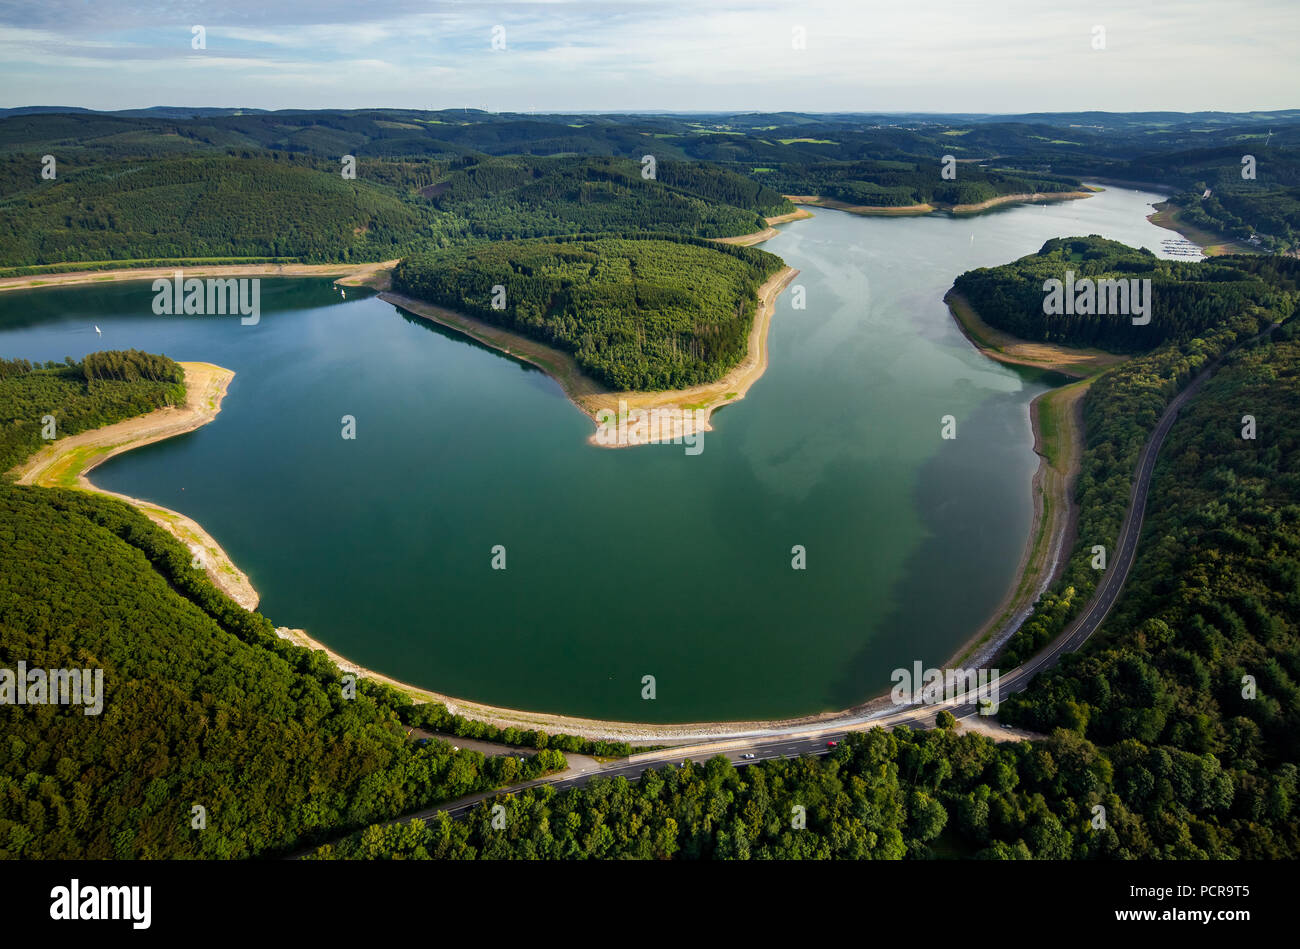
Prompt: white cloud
<box><xmin>0</xmin><ymin>0</ymin><xmax>1295</xmax><ymax>111</ymax></box>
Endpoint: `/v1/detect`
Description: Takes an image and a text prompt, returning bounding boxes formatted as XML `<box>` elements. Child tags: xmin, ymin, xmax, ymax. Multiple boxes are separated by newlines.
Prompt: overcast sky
<box><xmin>0</xmin><ymin>0</ymin><xmax>1296</xmax><ymax>114</ymax></box>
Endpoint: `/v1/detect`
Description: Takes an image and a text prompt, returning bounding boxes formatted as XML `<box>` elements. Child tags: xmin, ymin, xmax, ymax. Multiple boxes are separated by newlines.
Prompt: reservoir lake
<box><xmin>0</xmin><ymin>184</ymin><xmax>1191</xmax><ymax>722</ymax></box>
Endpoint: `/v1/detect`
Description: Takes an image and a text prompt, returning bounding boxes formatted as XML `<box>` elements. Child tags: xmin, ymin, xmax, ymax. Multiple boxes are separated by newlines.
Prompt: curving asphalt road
<box><xmin>301</xmin><ymin>326</ymin><xmax>1271</xmax><ymax>853</ymax></box>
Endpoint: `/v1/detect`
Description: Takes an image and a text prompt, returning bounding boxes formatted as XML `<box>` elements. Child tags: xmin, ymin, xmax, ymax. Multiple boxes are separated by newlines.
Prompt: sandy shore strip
<box><xmin>8</xmin><ymin>362</ymin><xmax>259</xmax><ymax>611</ymax></box>
<box><xmin>949</xmin><ymin>189</ymin><xmax>1097</xmax><ymax>214</ymax></box>
<box><xmin>0</xmin><ymin>259</ymin><xmax>399</xmax><ymax>293</ymax></box>
<box><xmin>711</xmin><ymin>207</ymin><xmax>814</xmax><ymax>246</ymax></box>
<box><xmin>787</xmin><ymin>194</ymin><xmax>933</xmax><ymax>215</ymax></box>
<box><xmin>275</xmin><ymin>620</ymin><xmax>931</xmax><ymax>742</ymax></box>
<box><xmin>380</xmin><ymin>265</ymin><xmax>800</xmax><ymax>448</ymax></box>
<box><xmin>787</xmin><ymin>189</ymin><xmax>1095</xmax><ymax>217</ymax></box>
<box><xmin>945</xmin><ymin>290</ymin><xmax>1125</xmax><ymax>379</ymax></box>
<box><xmin>765</xmin><ymin>208</ymin><xmax>816</xmax><ymax>226</ymax></box>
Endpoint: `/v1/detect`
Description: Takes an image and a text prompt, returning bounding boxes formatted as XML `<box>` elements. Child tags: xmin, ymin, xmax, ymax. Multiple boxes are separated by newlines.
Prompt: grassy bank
<box><xmin>1147</xmin><ymin>200</ymin><xmax>1256</xmax><ymax>256</ymax></box>
<box><xmin>9</xmin><ymin>361</ymin><xmax>259</xmax><ymax>610</ymax></box>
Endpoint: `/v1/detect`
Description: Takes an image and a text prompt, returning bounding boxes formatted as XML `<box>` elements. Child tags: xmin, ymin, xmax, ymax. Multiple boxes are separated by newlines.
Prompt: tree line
<box><xmin>401</xmin><ymin>703</ymin><xmax>635</xmax><ymax>758</ymax></box>
<box><xmin>314</xmin><ymin>714</ymin><xmax>1291</xmax><ymax>860</ymax></box>
<box><xmin>759</xmin><ymin>159</ymin><xmax>1082</xmax><ymax>208</ymax></box>
<box><xmin>0</xmin><ymin>352</ymin><xmax>186</xmax><ymax>473</ymax></box>
<box><xmin>0</xmin><ymin>483</ymin><xmax>568</xmax><ymax>858</ymax></box>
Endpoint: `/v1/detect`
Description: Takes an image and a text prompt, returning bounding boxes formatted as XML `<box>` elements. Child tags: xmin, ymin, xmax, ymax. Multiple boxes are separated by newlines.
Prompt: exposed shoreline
<box><xmin>0</xmin><ymin>259</ymin><xmax>399</xmax><ymax>293</ymax></box>
<box><xmin>711</xmin><ymin>207</ymin><xmax>815</xmax><ymax>245</ymax></box>
<box><xmin>787</xmin><ymin>188</ymin><xmax>1096</xmax><ymax>217</ymax></box>
<box><xmin>8</xmin><ymin>361</ymin><xmax>259</xmax><ymax>611</ymax></box>
<box><xmin>944</xmin><ymin>290</ymin><xmax>1126</xmax><ymax>379</ymax></box>
<box><xmin>941</xmin><ymin>291</ymin><xmax>1108</xmax><ymax>668</ymax></box>
<box><xmin>949</xmin><ymin>189</ymin><xmax>1097</xmax><ymax>214</ymax></box>
<box><xmin>786</xmin><ymin>194</ymin><xmax>933</xmax><ymax>215</ymax></box>
<box><xmin>952</xmin><ymin>380</ymin><xmax>1088</xmax><ymax>669</ymax></box>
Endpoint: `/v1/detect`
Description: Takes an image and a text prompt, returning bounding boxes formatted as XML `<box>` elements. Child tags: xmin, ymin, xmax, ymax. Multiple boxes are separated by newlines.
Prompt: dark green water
<box><xmin>0</xmin><ymin>185</ymin><xmax>1187</xmax><ymax>722</ymax></box>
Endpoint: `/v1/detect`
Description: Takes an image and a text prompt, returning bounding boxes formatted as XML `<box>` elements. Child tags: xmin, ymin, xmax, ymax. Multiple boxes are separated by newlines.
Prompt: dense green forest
<box><xmin>1004</xmin><ymin>333</ymin><xmax>1300</xmax><ymax>761</ymax></box>
<box><xmin>7</xmin><ymin>107</ymin><xmax>1292</xmax><ymax>178</ymax></box>
<box><xmin>314</xmin><ymin>712</ymin><xmax>1290</xmax><ymax>860</ymax></box>
<box><xmin>952</xmin><ymin>236</ymin><xmax>1295</xmax><ymax>351</ymax></box>
<box><xmin>0</xmin><ymin>149</ymin><xmax>792</xmax><ymax>268</ymax></box>
<box><xmin>1051</xmin><ymin>145</ymin><xmax>1300</xmax><ymax>252</ymax></box>
<box><xmin>5</xmin><ymin>108</ymin><xmax>1296</xmax><ymax>268</ymax></box>
<box><xmin>998</xmin><ymin>333</ymin><xmax>1300</xmax><ymax>856</ymax></box>
<box><xmin>0</xmin><ymin>351</ymin><xmax>186</xmax><ymax>473</ymax></box>
<box><xmin>424</xmin><ymin>155</ymin><xmax>790</xmax><ymax>242</ymax></box>
<box><xmin>0</xmin><ymin>482</ymin><xmax>569</xmax><ymax>858</ymax></box>
<box><xmin>758</xmin><ymin>159</ymin><xmax>1081</xmax><ymax>207</ymax></box>
<box><xmin>1176</xmin><ymin>185</ymin><xmax>1300</xmax><ymax>253</ymax></box>
<box><xmin>968</xmin><ymin>245</ymin><xmax>1299</xmax><ymax>669</ymax></box>
<box><xmin>954</xmin><ymin>241</ymin><xmax>1298</xmax><ymax>678</ymax></box>
<box><xmin>0</xmin><ymin>155</ymin><xmax>428</xmax><ymax>265</ymax></box>
<box><xmin>393</xmin><ymin>236</ymin><xmax>783</xmax><ymax>390</ymax></box>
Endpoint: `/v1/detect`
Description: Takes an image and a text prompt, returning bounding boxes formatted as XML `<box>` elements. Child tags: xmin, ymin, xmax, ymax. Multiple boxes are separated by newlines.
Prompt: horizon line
<box><xmin>4</xmin><ymin>105</ymin><xmax>1300</xmax><ymax>117</ymax></box>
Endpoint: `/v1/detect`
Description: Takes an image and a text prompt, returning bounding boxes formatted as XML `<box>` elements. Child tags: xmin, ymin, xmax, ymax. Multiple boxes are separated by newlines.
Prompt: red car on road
<box><xmin>826</xmin><ymin>740</ymin><xmax>838</xmax><ymax>748</ymax></box>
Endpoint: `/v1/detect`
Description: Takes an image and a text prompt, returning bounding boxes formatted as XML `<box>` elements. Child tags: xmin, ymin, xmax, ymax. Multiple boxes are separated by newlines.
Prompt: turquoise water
<box><xmin>0</xmin><ymin>184</ymin><xmax>1185</xmax><ymax>722</ymax></box>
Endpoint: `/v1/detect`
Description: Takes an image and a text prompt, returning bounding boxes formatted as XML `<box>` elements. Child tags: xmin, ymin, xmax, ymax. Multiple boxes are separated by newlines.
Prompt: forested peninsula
<box><xmin>392</xmin><ymin>236</ymin><xmax>784</xmax><ymax>391</ymax></box>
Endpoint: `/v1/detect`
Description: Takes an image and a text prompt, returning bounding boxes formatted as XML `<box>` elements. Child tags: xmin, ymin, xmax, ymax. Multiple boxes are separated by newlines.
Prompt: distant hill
<box><xmin>2</xmin><ymin>107</ymin><xmax>1298</xmax><ymax>265</ymax></box>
